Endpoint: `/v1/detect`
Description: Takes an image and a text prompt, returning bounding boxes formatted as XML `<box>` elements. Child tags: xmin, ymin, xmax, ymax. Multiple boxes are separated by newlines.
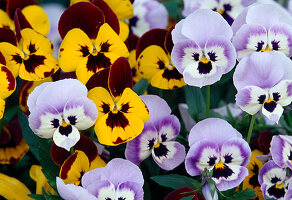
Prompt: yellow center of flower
<box><xmin>200</xmin><ymin>56</ymin><xmax>210</xmax><ymax>64</ymax></box>
<box><xmin>111</xmin><ymin>102</ymin><xmax>119</xmax><ymax>114</ymax></box>
<box><xmin>61</xmin><ymin>120</ymin><xmax>70</xmax><ymax>127</ymax></box>
<box><xmin>260</xmin><ymin>46</ymin><xmax>272</xmax><ymax>52</ymax></box>
<box><xmin>214</xmin><ymin>160</ymin><xmax>225</xmax><ymax>169</ymax></box>
<box><xmin>218</xmin><ymin>9</ymin><xmax>224</xmax><ymax>14</ymax></box>
<box><xmin>154</xmin><ymin>142</ymin><xmax>160</xmax><ymax>148</ymax></box>
<box><xmin>91</xmin><ymin>44</ymin><xmax>99</xmax><ymax>56</ymax></box>
<box><xmin>264</xmin><ymin>96</ymin><xmax>273</xmax><ymax>104</ymax></box>
<box><xmin>275</xmin><ymin>184</ymin><xmax>284</xmax><ymax>189</ymax></box>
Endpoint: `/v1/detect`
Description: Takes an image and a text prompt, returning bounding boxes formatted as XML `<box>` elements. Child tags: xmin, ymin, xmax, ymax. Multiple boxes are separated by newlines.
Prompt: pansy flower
<box><xmin>125</xmin><ymin>95</ymin><xmax>186</xmax><ymax>170</ymax></box>
<box><xmin>129</xmin><ymin>0</ymin><xmax>168</xmax><ymax>37</ymax></box>
<box><xmin>171</xmin><ymin>9</ymin><xmax>236</xmax><ymax>88</ymax></box>
<box><xmin>185</xmin><ymin>118</ymin><xmax>251</xmax><ymax>191</ymax></box>
<box><xmin>234</xmin><ymin>52</ymin><xmax>292</xmax><ymax>123</ymax></box>
<box><xmin>232</xmin><ymin>3</ymin><xmax>292</xmax><ymax>59</ymax></box>
<box><xmin>58</xmin><ymin>2</ymin><xmax>129</xmax><ymax>84</ymax></box>
<box><xmin>57</xmin><ymin>158</ymin><xmax>144</xmax><ymax>200</ymax></box>
<box><xmin>88</xmin><ymin>57</ymin><xmax>150</xmax><ymax>145</ymax></box>
<box><xmin>258</xmin><ymin>160</ymin><xmax>292</xmax><ymax>200</ymax></box>
<box><xmin>27</xmin><ymin>79</ymin><xmax>98</xmax><ymax>151</ymax></box>
<box><xmin>136</xmin><ymin>27</ymin><xmax>186</xmax><ymax>90</ymax></box>
<box><xmin>182</xmin><ymin>0</ymin><xmax>255</xmax><ymax>25</ymax></box>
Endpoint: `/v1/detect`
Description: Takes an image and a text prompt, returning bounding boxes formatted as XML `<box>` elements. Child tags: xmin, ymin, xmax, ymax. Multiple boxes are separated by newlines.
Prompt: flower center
<box><xmin>260</xmin><ymin>46</ymin><xmax>272</xmax><ymax>52</ymax></box>
<box><xmin>154</xmin><ymin>141</ymin><xmax>160</xmax><ymax>148</ymax></box>
<box><xmin>111</xmin><ymin>102</ymin><xmax>119</xmax><ymax>114</ymax></box>
<box><xmin>91</xmin><ymin>44</ymin><xmax>99</xmax><ymax>55</ymax></box>
<box><xmin>214</xmin><ymin>160</ymin><xmax>225</xmax><ymax>169</ymax></box>
<box><xmin>275</xmin><ymin>184</ymin><xmax>284</xmax><ymax>189</ymax></box>
<box><xmin>200</xmin><ymin>56</ymin><xmax>210</xmax><ymax>64</ymax></box>
<box><xmin>61</xmin><ymin>120</ymin><xmax>70</xmax><ymax>127</ymax></box>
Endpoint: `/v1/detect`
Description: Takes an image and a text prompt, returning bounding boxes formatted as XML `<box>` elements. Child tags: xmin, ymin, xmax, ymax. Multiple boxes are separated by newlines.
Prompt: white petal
<box><xmin>53</xmin><ymin>125</ymin><xmax>80</xmax><ymax>151</ymax></box>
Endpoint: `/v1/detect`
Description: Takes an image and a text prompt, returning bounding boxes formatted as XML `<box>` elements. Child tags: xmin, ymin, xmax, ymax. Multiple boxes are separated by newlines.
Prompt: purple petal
<box><xmin>28</xmin><ymin>104</ymin><xmax>62</xmax><ymax>138</ymax></box>
<box><xmin>63</xmin><ymin>97</ymin><xmax>98</xmax><ymax>130</ymax></box>
<box><xmin>139</xmin><ymin>95</ymin><xmax>171</xmax><ymax>123</ymax></box>
<box><xmin>231</xmin><ymin>6</ymin><xmax>248</xmax><ymax>34</ymax></box>
<box><xmin>182</xmin><ymin>9</ymin><xmax>233</xmax><ymax>47</ymax></box>
<box><xmin>157</xmin><ymin>115</ymin><xmax>180</xmax><ymax>142</ymax></box>
<box><xmin>185</xmin><ymin>141</ymin><xmax>219</xmax><ymax>176</ymax></box>
<box><xmin>27</xmin><ymin>82</ymin><xmax>52</xmax><ymax>111</ymax></box>
<box><xmin>144</xmin><ymin>1</ymin><xmax>168</xmax><ymax>30</ymax></box>
<box><xmin>258</xmin><ymin>160</ymin><xmax>286</xmax><ymax>185</ymax></box>
<box><xmin>233</xmin><ymin>52</ymin><xmax>292</xmax><ymax>91</ymax></box>
<box><xmin>93</xmin><ymin>180</ymin><xmax>115</xmax><ymax>200</ymax></box>
<box><xmin>125</xmin><ymin>123</ymin><xmax>158</xmax><ymax>164</ymax></box>
<box><xmin>220</xmin><ymin>137</ymin><xmax>251</xmax><ymax>167</ymax></box>
<box><xmin>270</xmin><ymin>135</ymin><xmax>292</xmax><ymax>169</ymax></box>
<box><xmin>188</xmin><ymin>118</ymin><xmax>241</xmax><ymax>147</ymax></box>
<box><xmin>35</xmin><ymin>79</ymin><xmax>88</xmax><ymax>113</ymax></box>
<box><xmin>56</xmin><ymin>177</ymin><xmax>96</xmax><ymax>200</ymax></box>
<box><xmin>152</xmin><ymin>141</ymin><xmax>186</xmax><ymax>170</ymax></box>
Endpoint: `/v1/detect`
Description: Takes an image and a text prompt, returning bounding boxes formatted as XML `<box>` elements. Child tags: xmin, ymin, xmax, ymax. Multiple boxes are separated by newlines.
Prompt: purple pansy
<box><xmin>258</xmin><ymin>160</ymin><xmax>292</xmax><ymax>200</ymax></box>
<box><xmin>232</xmin><ymin>3</ymin><xmax>292</xmax><ymax>60</ymax></box>
<box><xmin>57</xmin><ymin>158</ymin><xmax>144</xmax><ymax>200</ymax></box>
<box><xmin>185</xmin><ymin>118</ymin><xmax>251</xmax><ymax>191</ymax></box>
<box><xmin>27</xmin><ymin>79</ymin><xmax>98</xmax><ymax>151</ymax></box>
<box><xmin>234</xmin><ymin>52</ymin><xmax>292</xmax><ymax>123</ymax></box>
<box><xmin>171</xmin><ymin>9</ymin><xmax>236</xmax><ymax>88</ymax></box>
<box><xmin>125</xmin><ymin>95</ymin><xmax>186</xmax><ymax>170</ymax></box>
<box><xmin>130</xmin><ymin>0</ymin><xmax>168</xmax><ymax>37</ymax></box>
<box><xmin>182</xmin><ymin>0</ymin><xmax>255</xmax><ymax>25</ymax></box>
<box><xmin>270</xmin><ymin>135</ymin><xmax>292</xmax><ymax>170</ymax></box>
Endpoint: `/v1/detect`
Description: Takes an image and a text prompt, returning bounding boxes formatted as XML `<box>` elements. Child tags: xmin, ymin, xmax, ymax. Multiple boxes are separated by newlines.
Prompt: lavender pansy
<box><xmin>57</xmin><ymin>158</ymin><xmax>144</xmax><ymax>200</ymax></box>
<box><xmin>130</xmin><ymin>0</ymin><xmax>168</xmax><ymax>37</ymax></box>
<box><xmin>185</xmin><ymin>118</ymin><xmax>251</xmax><ymax>191</ymax></box>
<box><xmin>234</xmin><ymin>52</ymin><xmax>292</xmax><ymax>123</ymax></box>
<box><xmin>125</xmin><ymin>95</ymin><xmax>186</xmax><ymax>170</ymax></box>
<box><xmin>232</xmin><ymin>3</ymin><xmax>292</xmax><ymax>59</ymax></box>
<box><xmin>258</xmin><ymin>160</ymin><xmax>292</xmax><ymax>200</ymax></box>
<box><xmin>28</xmin><ymin>79</ymin><xmax>98</xmax><ymax>151</ymax></box>
<box><xmin>171</xmin><ymin>9</ymin><xmax>236</xmax><ymax>88</ymax></box>
<box><xmin>270</xmin><ymin>135</ymin><xmax>292</xmax><ymax>170</ymax></box>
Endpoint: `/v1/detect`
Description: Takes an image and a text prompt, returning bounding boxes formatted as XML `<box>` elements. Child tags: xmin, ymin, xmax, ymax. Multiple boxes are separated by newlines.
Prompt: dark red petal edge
<box><xmin>58</xmin><ymin>2</ymin><xmax>105</xmax><ymax>40</ymax></box>
<box><xmin>108</xmin><ymin>57</ymin><xmax>133</xmax><ymax>97</ymax></box>
<box><xmin>125</xmin><ymin>33</ymin><xmax>139</xmax><ymax>51</ymax></box>
<box><xmin>86</xmin><ymin>67</ymin><xmax>110</xmax><ymax>91</ymax></box>
<box><xmin>7</xmin><ymin>0</ymin><xmax>37</xmax><ymax>19</ymax></box>
<box><xmin>136</xmin><ymin>29</ymin><xmax>167</xmax><ymax>59</ymax></box>
<box><xmin>14</xmin><ymin>8</ymin><xmax>32</xmax><ymax>41</ymax></box>
<box><xmin>0</xmin><ymin>28</ymin><xmax>17</xmax><ymax>46</ymax></box>
<box><xmin>0</xmin><ymin>51</ymin><xmax>6</xmax><ymax>65</ymax></box>
<box><xmin>164</xmin><ymin>24</ymin><xmax>175</xmax><ymax>55</ymax></box>
<box><xmin>91</xmin><ymin>0</ymin><xmax>119</xmax><ymax>35</ymax></box>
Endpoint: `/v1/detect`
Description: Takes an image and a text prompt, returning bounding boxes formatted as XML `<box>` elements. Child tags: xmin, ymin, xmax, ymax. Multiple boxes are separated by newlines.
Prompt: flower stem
<box><xmin>246</xmin><ymin>114</ymin><xmax>256</xmax><ymax>144</ymax></box>
<box><xmin>206</xmin><ymin>85</ymin><xmax>210</xmax><ymax>118</ymax></box>
<box><xmin>70</xmin><ymin>147</ymin><xmax>74</xmax><ymax>154</ymax></box>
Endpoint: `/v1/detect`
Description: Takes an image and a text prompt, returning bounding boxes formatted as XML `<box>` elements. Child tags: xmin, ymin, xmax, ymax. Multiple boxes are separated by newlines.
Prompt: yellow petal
<box><xmin>0</xmin><ymin>42</ymin><xmax>23</xmax><ymax>77</ymax></box>
<box><xmin>89</xmin><ymin>155</ymin><xmax>106</xmax><ymax>171</ymax></box>
<box><xmin>59</xmin><ymin>28</ymin><xmax>93</xmax><ymax>72</ymax></box>
<box><xmin>0</xmin><ymin>66</ymin><xmax>16</xmax><ymax>99</ymax></box>
<box><xmin>0</xmin><ymin>138</ymin><xmax>29</xmax><ymax>164</ymax></box>
<box><xmin>0</xmin><ymin>10</ymin><xmax>14</xmax><ymax>29</ymax></box>
<box><xmin>119</xmin><ymin>20</ymin><xmax>129</xmax><ymax>42</ymax></box>
<box><xmin>129</xmin><ymin>49</ymin><xmax>142</xmax><ymax>83</ymax></box>
<box><xmin>103</xmin><ymin>0</ymin><xmax>134</xmax><ymax>20</ymax></box>
<box><xmin>150</xmin><ymin>69</ymin><xmax>186</xmax><ymax>90</ymax></box>
<box><xmin>70</xmin><ymin>0</ymin><xmax>89</xmax><ymax>5</ymax></box>
<box><xmin>0</xmin><ymin>173</ymin><xmax>32</xmax><ymax>200</ymax></box>
<box><xmin>29</xmin><ymin>165</ymin><xmax>55</xmax><ymax>195</ymax></box>
<box><xmin>60</xmin><ymin>150</ymin><xmax>90</xmax><ymax>185</ymax></box>
<box><xmin>0</xmin><ymin>98</ymin><xmax>5</xmax><ymax>120</ymax></box>
<box><xmin>22</xmin><ymin>5</ymin><xmax>50</xmax><ymax>36</ymax></box>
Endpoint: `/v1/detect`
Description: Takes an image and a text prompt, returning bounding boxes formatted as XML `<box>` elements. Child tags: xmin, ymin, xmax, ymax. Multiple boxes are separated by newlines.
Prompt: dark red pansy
<box><xmin>108</xmin><ymin>57</ymin><xmax>133</xmax><ymax>97</ymax></box>
<box><xmin>164</xmin><ymin>187</ymin><xmax>204</xmax><ymax>200</ymax></box>
<box><xmin>58</xmin><ymin>2</ymin><xmax>105</xmax><ymax>40</ymax></box>
<box><xmin>164</xmin><ymin>24</ymin><xmax>175</xmax><ymax>55</ymax></box>
<box><xmin>50</xmin><ymin>134</ymin><xmax>98</xmax><ymax>166</ymax></box>
<box><xmin>91</xmin><ymin>0</ymin><xmax>119</xmax><ymax>35</ymax></box>
<box><xmin>258</xmin><ymin>130</ymin><xmax>274</xmax><ymax>154</ymax></box>
<box><xmin>86</xmin><ymin>67</ymin><xmax>110</xmax><ymax>91</ymax></box>
<box><xmin>136</xmin><ymin>29</ymin><xmax>167</xmax><ymax>59</ymax></box>
<box><xmin>126</xmin><ymin>34</ymin><xmax>139</xmax><ymax>51</ymax></box>
<box><xmin>7</xmin><ymin>0</ymin><xmax>37</xmax><ymax>19</ymax></box>
<box><xmin>0</xmin><ymin>28</ymin><xmax>17</xmax><ymax>46</ymax></box>
<box><xmin>0</xmin><ymin>51</ymin><xmax>6</xmax><ymax>65</ymax></box>
<box><xmin>14</xmin><ymin>8</ymin><xmax>32</xmax><ymax>41</ymax></box>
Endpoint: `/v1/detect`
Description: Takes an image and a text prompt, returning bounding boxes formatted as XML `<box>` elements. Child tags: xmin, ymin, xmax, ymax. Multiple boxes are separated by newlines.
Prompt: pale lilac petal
<box><xmin>270</xmin><ymin>80</ymin><xmax>292</xmax><ymax>106</ymax></box>
<box><xmin>178</xmin><ymin>103</ymin><xmax>196</xmax><ymax>131</ymax></box>
<box><xmin>185</xmin><ymin>141</ymin><xmax>220</xmax><ymax>176</ymax></box>
<box><xmin>286</xmin><ymin>180</ymin><xmax>292</xmax><ymax>199</ymax></box>
<box><xmin>53</xmin><ymin>125</ymin><xmax>80</xmax><ymax>151</ymax></box>
<box><xmin>235</xmin><ymin>86</ymin><xmax>268</xmax><ymax>115</ymax></box>
<box><xmin>270</xmin><ymin>135</ymin><xmax>292</xmax><ymax>169</ymax></box>
<box><xmin>202</xmin><ymin>182</ymin><xmax>218</xmax><ymax>200</ymax></box>
<box><xmin>28</xmin><ymin>104</ymin><xmax>62</xmax><ymax>138</ymax></box>
<box><xmin>36</xmin><ymin>79</ymin><xmax>88</xmax><ymax>113</ymax></box>
<box><xmin>171</xmin><ymin>19</ymin><xmax>189</xmax><ymax>44</ymax></box>
<box><xmin>27</xmin><ymin>82</ymin><xmax>52</xmax><ymax>111</ymax></box>
<box><xmin>94</xmin><ymin>181</ymin><xmax>116</xmax><ymax>200</ymax></box>
<box><xmin>63</xmin><ymin>97</ymin><xmax>98</xmax><ymax>130</ymax></box>
<box><xmin>157</xmin><ymin>115</ymin><xmax>180</xmax><ymax>142</ymax></box>
<box><xmin>152</xmin><ymin>141</ymin><xmax>186</xmax><ymax>170</ymax></box>
<box><xmin>214</xmin><ymin>165</ymin><xmax>248</xmax><ymax>191</ymax></box>
<box><xmin>140</xmin><ymin>95</ymin><xmax>171</xmax><ymax>123</ymax></box>
<box><xmin>125</xmin><ymin>123</ymin><xmax>157</xmax><ymax>164</ymax></box>
<box><xmin>232</xmin><ymin>24</ymin><xmax>268</xmax><ymax>59</ymax></box>
<box><xmin>188</xmin><ymin>118</ymin><xmax>241</xmax><ymax>147</ymax></box>
<box><xmin>56</xmin><ymin>177</ymin><xmax>96</xmax><ymax>200</ymax></box>
<box><xmin>182</xmin><ymin>9</ymin><xmax>233</xmax><ymax>47</ymax></box>
<box><xmin>231</xmin><ymin>6</ymin><xmax>248</xmax><ymax>34</ymax></box>
<box><xmin>220</xmin><ymin>137</ymin><xmax>251</xmax><ymax>166</ymax></box>
<box><xmin>144</xmin><ymin>1</ymin><xmax>168</xmax><ymax>30</ymax></box>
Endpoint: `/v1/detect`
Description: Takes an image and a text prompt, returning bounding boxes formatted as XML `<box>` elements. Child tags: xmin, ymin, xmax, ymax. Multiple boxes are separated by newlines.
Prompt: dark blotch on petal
<box><xmin>106</xmin><ymin>111</ymin><xmax>129</xmax><ymax>129</ymax></box>
<box><xmin>100</xmin><ymin>41</ymin><xmax>111</xmax><ymax>52</ymax></box>
<box><xmin>161</xmin><ymin>134</ymin><xmax>167</xmax><ymax>142</ymax></box>
<box><xmin>23</xmin><ymin>54</ymin><xmax>46</xmax><ymax>73</ymax></box>
<box><xmin>79</xmin><ymin>45</ymin><xmax>90</xmax><ymax>57</ymax></box>
<box><xmin>256</xmin><ymin>41</ymin><xmax>265</xmax><ymax>52</ymax></box>
<box><xmin>157</xmin><ymin>60</ymin><xmax>165</xmax><ymax>70</ymax></box>
<box><xmin>154</xmin><ymin>143</ymin><xmax>169</xmax><ymax>158</ymax></box>
<box><xmin>288</xmin><ymin>150</ymin><xmax>292</xmax><ymax>161</ymax></box>
<box><xmin>162</xmin><ymin>68</ymin><xmax>183</xmax><ymax>81</ymax></box>
<box><xmin>271</xmin><ymin>177</ymin><xmax>281</xmax><ymax>184</ymax></box>
<box><xmin>224</xmin><ymin>154</ymin><xmax>232</xmax><ymax>164</ymax></box>
<box><xmin>59</xmin><ymin>125</ymin><xmax>73</xmax><ymax>136</ymax></box>
<box><xmin>129</xmin><ymin>16</ymin><xmax>138</xmax><ymax>28</ymax></box>
<box><xmin>267</xmin><ymin>185</ymin><xmax>285</xmax><ymax>199</ymax></box>
<box><xmin>121</xmin><ymin>102</ymin><xmax>130</xmax><ymax>113</ymax></box>
<box><xmin>113</xmin><ymin>137</ymin><xmax>127</xmax><ymax>145</ymax></box>
<box><xmin>207</xmin><ymin>51</ymin><xmax>217</xmax><ymax>62</ymax></box>
<box><xmin>68</xmin><ymin>116</ymin><xmax>77</xmax><ymax>125</ymax></box>
<box><xmin>101</xmin><ymin>102</ymin><xmax>110</xmax><ymax>114</ymax></box>
<box><xmin>11</xmin><ymin>54</ymin><xmax>22</xmax><ymax>64</ymax></box>
<box><xmin>249</xmin><ymin>164</ymin><xmax>260</xmax><ymax>188</ymax></box>
<box><xmin>148</xmin><ymin>138</ymin><xmax>155</xmax><ymax>150</ymax></box>
<box><xmin>273</xmin><ymin>92</ymin><xmax>280</xmax><ymax>102</ymax></box>
<box><xmin>212</xmin><ymin>164</ymin><xmax>234</xmax><ymax>179</ymax></box>
<box><xmin>258</xmin><ymin>95</ymin><xmax>266</xmax><ymax>104</ymax></box>
<box><xmin>263</xmin><ymin>101</ymin><xmax>277</xmax><ymax>112</ymax></box>
<box><xmin>86</xmin><ymin>53</ymin><xmax>111</xmax><ymax>72</ymax></box>
<box><xmin>198</xmin><ymin>61</ymin><xmax>212</xmax><ymax>74</ymax></box>
<box><xmin>192</xmin><ymin>53</ymin><xmax>199</xmax><ymax>61</ymax></box>
<box><xmin>28</xmin><ymin>42</ymin><xmax>37</xmax><ymax>53</ymax></box>
<box><xmin>51</xmin><ymin>119</ymin><xmax>60</xmax><ymax>128</ymax></box>
<box><xmin>207</xmin><ymin>156</ymin><xmax>217</xmax><ymax>166</ymax></box>
<box><xmin>271</xmin><ymin>40</ymin><xmax>280</xmax><ymax>51</ymax></box>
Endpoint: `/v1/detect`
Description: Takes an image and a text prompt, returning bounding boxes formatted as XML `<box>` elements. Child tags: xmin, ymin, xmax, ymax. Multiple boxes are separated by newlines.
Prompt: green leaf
<box><xmin>207</xmin><ymin>179</ymin><xmax>216</xmax><ymax>198</ymax></box>
<box><xmin>28</xmin><ymin>194</ymin><xmax>46</xmax><ymax>200</ymax></box>
<box><xmin>184</xmin><ymin>85</ymin><xmax>205</xmax><ymax>121</ymax></box>
<box><xmin>180</xmin><ymin>196</ymin><xmax>195</xmax><ymax>200</ymax></box>
<box><xmin>151</xmin><ymin>174</ymin><xmax>199</xmax><ymax>190</ymax></box>
<box><xmin>224</xmin><ymin>188</ymin><xmax>256</xmax><ymax>200</ymax></box>
<box><xmin>133</xmin><ymin>79</ymin><xmax>149</xmax><ymax>95</ymax></box>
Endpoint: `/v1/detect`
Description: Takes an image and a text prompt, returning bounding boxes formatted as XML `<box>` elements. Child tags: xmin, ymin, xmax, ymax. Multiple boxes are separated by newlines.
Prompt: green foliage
<box><xmin>184</xmin><ymin>85</ymin><xmax>205</xmax><ymax>122</ymax></box>
<box><xmin>133</xmin><ymin>79</ymin><xmax>149</xmax><ymax>95</ymax></box>
<box><xmin>219</xmin><ymin>188</ymin><xmax>257</xmax><ymax>200</ymax></box>
<box><xmin>151</xmin><ymin>174</ymin><xmax>200</xmax><ymax>190</ymax></box>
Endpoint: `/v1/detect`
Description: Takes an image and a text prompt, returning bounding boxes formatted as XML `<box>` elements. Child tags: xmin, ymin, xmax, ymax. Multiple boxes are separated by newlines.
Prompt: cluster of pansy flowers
<box><xmin>2</xmin><ymin>0</ymin><xmax>292</xmax><ymax>199</ymax></box>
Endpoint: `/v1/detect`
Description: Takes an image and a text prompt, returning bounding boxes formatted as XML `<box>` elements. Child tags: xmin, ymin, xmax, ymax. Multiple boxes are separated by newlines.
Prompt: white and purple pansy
<box><xmin>232</xmin><ymin>3</ymin><xmax>292</xmax><ymax>60</ymax></box>
<box><xmin>185</xmin><ymin>118</ymin><xmax>251</xmax><ymax>191</ymax></box>
<box><xmin>258</xmin><ymin>160</ymin><xmax>292</xmax><ymax>200</ymax></box>
<box><xmin>171</xmin><ymin>9</ymin><xmax>236</xmax><ymax>88</ymax></box>
<box><xmin>234</xmin><ymin>52</ymin><xmax>292</xmax><ymax>123</ymax></box>
<box><xmin>27</xmin><ymin>79</ymin><xmax>98</xmax><ymax>151</ymax></box>
<box><xmin>57</xmin><ymin>158</ymin><xmax>144</xmax><ymax>200</ymax></box>
<box><xmin>125</xmin><ymin>95</ymin><xmax>186</xmax><ymax>170</ymax></box>
<box><xmin>270</xmin><ymin>135</ymin><xmax>292</xmax><ymax>170</ymax></box>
